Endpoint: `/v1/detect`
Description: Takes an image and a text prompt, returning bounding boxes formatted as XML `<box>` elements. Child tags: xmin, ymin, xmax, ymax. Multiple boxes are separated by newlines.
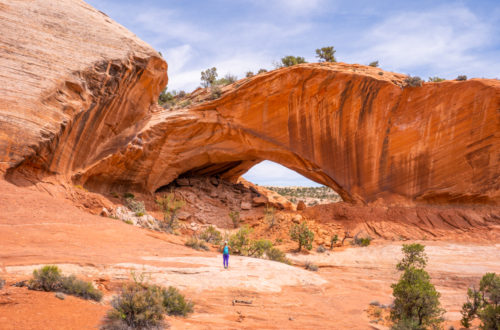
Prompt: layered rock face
<box><xmin>0</xmin><ymin>0</ymin><xmax>167</xmax><ymax>178</ymax></box>
<box><xmin>1</xmin><ymin>1</ymin><xmax>499</xmax><ymax>208</ymax></box>
<box><xmin>79</xmin><ymin>64</ymin><xmax>500</xmax><ymax>206</ymax></box>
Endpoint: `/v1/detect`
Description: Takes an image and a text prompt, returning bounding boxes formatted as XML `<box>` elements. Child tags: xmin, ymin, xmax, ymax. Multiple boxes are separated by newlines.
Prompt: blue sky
<box><xmin>87</xmin><ymin>0</ymin><xmax>500</xmax><ymax>186</ymax></box>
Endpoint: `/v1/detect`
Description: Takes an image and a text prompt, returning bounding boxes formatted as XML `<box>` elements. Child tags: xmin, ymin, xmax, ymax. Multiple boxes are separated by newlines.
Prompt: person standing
<box><xmin>222</xmin><ymin>241</ymin><xmax>230</xmax><ymax>269</ymax></box>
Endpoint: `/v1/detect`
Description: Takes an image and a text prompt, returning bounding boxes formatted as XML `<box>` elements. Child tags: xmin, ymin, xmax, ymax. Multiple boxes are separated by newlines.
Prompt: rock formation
<box><xmin>1</xmin><ymin>0</ymin><xmax>499</xmax><ymax>209</ymax></box>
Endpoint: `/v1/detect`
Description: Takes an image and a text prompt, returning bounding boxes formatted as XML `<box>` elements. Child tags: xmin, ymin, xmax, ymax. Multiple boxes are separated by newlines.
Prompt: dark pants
<box><xmin>223</xmin><ymin>254</ymin><xmax>229</xmax><ymax>268</ymax></box>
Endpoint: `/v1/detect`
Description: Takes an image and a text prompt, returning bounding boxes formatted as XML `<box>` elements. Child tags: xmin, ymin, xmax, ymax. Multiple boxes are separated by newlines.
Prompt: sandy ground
<box><xmin>1</xmin><ymin>179</ymin><xmax>499</xmax><ymax>329</ymax></box>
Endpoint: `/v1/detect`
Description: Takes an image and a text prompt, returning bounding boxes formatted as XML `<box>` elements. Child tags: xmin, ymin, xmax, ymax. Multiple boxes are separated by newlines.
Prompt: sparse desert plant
<box><xmin>245</xmin><ymin>71</ymin><xmax>254</xmax><ymax>78</ymax></box>
<box><xmin>341</xmin><ymin>230</ymin><xmax>352</xmax><ymax>245</ymax></box>
<box><xmin>185</xmin><ymin>236</ymin><xmax>209</xmax><ymax>251</ymax></box>
<box><xmin>265</xmin><ymin>205</ymin><xmax>276</xmax><ymax>228</ymax></box>
<box><xmin>330</xmin><ymin>234</ymin><xmax>338</xmax><ymax>249</ymax></box>
<box><xmin>199</xmin><ymin>225</ymin><xmax>222</xmax><ymax>245</ymax></box>
<box><xmin>125</xmin><ymin>198</ymin><xmax>146</xmax><ymax>217</ymax></box>
<box><xmin>257</xmin><ymin>68</ymin><xmax>267</xmax><ymax>74</ymax></box>
<box><xmin>460</xmin><ymin>272</ymin><xmax>500</xmax><ymax>329</ymax></box>
<box><xmin>123</xmin><ymin>192</ymin><xmax>135</xmax><ymax>199</ymax></box>
<box><xmin>315</xmin><ymin>46</ymin><xmax>336</xmax><ymax>63</ymax></box>
<box><xmin>29</xmin><ymin>265</ymin><xmax>62</xmax><ymax>291</ymax></box>
<box><xmin>290</xmin><ymin>222</ymin><xmax>314</xmax><ymax>252</ymax></box>
<box><xmin>373</xmin><ymin>306</ymin><xmax>383</xmax><ymax>318</ymax></box>
<box><xmin>428</xmin><ymin>76</ymin><xmax>445</xmax><ymax>82</ymax></box>
<box><xmin>266</xmin><ymin>247</ymin><xmax>290</xmax><ymax>264</ymax></box>
<box><xmin>215</xmin><ymin>73</ymin><xmax>237</xmax><ymax>85</ymax></box>
<box><xmin>353</xmin><ymin>234</ymin><xmax>372</xmax><ymax>247</ymax></box>
<box><xmin>201</xmin><ymin>67</ymin><xmax>218</xmax><ymax>88</ymax></box>
<box><xmin>229</xmin><ymin>225</ymin><xmax>253</xmax><ymax>255</ymax></box>
<box><xmin>368</xmin><ymin>60</ymin><xmax>379</xmax><ymax>67</ymax></box>
<box><xmin>396</xmin><ymin>243</ymin><xmax>428</xmax><ymax>271</ymax></box>
<box><xmin>456</xmin><ymin>75</ymin><xmax>468</xmax><ymax>81</ymax></box>
<box><xmin>247</xmin><ymin>239</ymin><xmax>273</xmax><ymax>258</ymax></box>
<box><xmin>161</xmin><ymin>286</ymin><xmax>194</xmax><ymax>316</ymax></box>
<box><xmin>404</xmin><ymin>75</ymin><xmax>423</xmax><ymax>87</ymax></box>
<box><xmin>156</xmin><ymin>193</ymin><xmax>185</xmax><ymax>232</ymax></box>
<box><xmin>229</xmin><ymin>210</ymin><xmax>240</xmax><ymax>229</ymax></box>
<box><xmin>316</xmin><ymin>245</ymin><xmax>326</xmax><ymax>253</ymax></box>
<box><xmin>391</xmin><ymin>244</ymin><xmax>444</xmax><ymax>328</ymax></box>
<box><xmin>209</xmin><ymin>85</ymin><xmax>222</xmax><ymax>100</ymax></box>
<box><xmin>304</xmin><ymin>260</ymin><xmax>319</xmax><ymax>272</ymax></box>
<box><xmin>280</xmin><ymin>55</ymin><xmax>307</xmax><ymax>67</ymax></box>
<box><xmin>101</xmin><ymin>282</ymin><xmax>166</xmax><ymax>330</ymax></box>
<box><xmin>61</xmin><ymin>275</ymin><xmax>103</xmax><ymax>301</ymax></box>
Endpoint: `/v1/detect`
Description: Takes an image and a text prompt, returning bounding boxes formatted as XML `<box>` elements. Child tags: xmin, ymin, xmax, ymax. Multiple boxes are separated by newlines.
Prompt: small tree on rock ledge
<box><xmin>290</xmin><ymin>222</ymin><xmax>314</xmax><ymax>252</ymax></box>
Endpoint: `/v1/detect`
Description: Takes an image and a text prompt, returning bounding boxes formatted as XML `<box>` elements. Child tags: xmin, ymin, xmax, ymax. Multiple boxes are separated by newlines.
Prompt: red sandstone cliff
<box><xmin>1</xmin><ymin>1</ymin><xmax>499</xmax><ymax>208</ymax></box>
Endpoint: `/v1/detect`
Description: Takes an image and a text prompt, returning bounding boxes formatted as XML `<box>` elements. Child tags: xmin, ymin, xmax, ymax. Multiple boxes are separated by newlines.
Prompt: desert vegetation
<box><xmin>156</xmin><ymin>193</ymin><xmax>185</xmax><ymax>233</ymax></box>
<box><xmin>28</xmin><ymin>265</ymin><xmax>102</xmax><ymax>302</ymax></box>
<box><xmin>460</xmin><ymin>272</ymin><xmax>499</xmax><ymax>329</ymax></box>
<box><xmin>315</xmin><ymin>46</ymin><xmax>336</xmax><ymax>62</ymax></box>
<box><xmin>290</xmin><ymin>222</ymin><xmax>314</xmax><ymax>252</ymax></box>
<box><xmin>265</xmin><ymin>185</ymin><xmax>341</xmax><ymax>204</ymax></box>
<box><xmin>404</xmin><ymin>75</ymin><xmax>423</xmax><ymax>87</ymax></box>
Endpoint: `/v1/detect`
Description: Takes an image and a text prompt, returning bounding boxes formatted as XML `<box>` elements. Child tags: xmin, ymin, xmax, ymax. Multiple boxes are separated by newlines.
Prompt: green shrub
<box><xmin>391</xmin><ymin>244</ymin><xmax>444</xmax><ymax>328</ymax></box>
<box><xmin>315</xmin><ymin>46</ymin><xmax>336</xmax><ymax>63</ymax></box>
<box><xmin>304</xmin><ymin>261</ymin><xmax>318</xmax><ymax>272</ymax></box>
<box><xmin>460</xmin><ymin>272</ymin><xmax>499</xmax><ymax>329</ymax></box>
<box><xmin>257</xmin><ymin>68</ymin><xmax>268</xmax><ymax>74</ymax></box>
<box><xmin>368</xmin><ymin>60</ymin><xmax>379</xmax><ymax>67</ymax></box>
<box><xmin>215</xmin><ymin>74</ymin><xmax>237</xmax><ymax>85</ymax></box>
<box><xmin>61</xmin><ymin>275</ymin><xmax>102</xmax><ymax>302</ymax></box>
<box><xmin>185</xmin><ymin>237</ymin><xmax>209</xmax><ymax>251</ymax></box>
<box><xmin>330</xmin><ymin>234</ymin><xmax>338</xmax><ymax>249</ymax></box>
<box><xmin>156</xmin><ymin>193</ymin><xmax>185</xmax><ymax>232</ymax></box>
<box><xmin>404</xmin><ymin>76</ymin><xmax>423</xmax><ymax>87</ymax></box>
<box><xmin>290</xmin><ymin>222</ymin><xmax>314</xmax><ymax>252</ymax></box>
<box><xmin>102</xmin><ymin>282</ymin><xmax>166</xmax><ymax>330</ymax></box>
<box><xmin>266</xmin><ymin>248</ymin><xmax>290</xmax><ymax>264</ymax></box>
<box><xmin>397</xmin><ymin>243</ymin><xmax>427</xmax><ymax>271</ymax></box>
<box><xmin>201</xmin><ymin>67</ymin><xmax>217</xmax><ymax>88</ymax></box>
<box><xmin>29</xmin><ymin>265</ymin><xmax>62</xmax><ymax>291</ymax></box>
<box><xmin>316</xmin><ymin>245</ymin><xmax>326</xmax><ymax>253</ymax></box>
<box><xmin>265</xmin><ymin>205</ymin><xmax>276</xmax><ymax>228</ymax></box>
<box><xmin>280</xmin><ymin>55</ymin><xmax>307</xmax><ymax>67</ymax></box>
<box><xmin>245</xmin><ymin>71</ymin><xmax>254</xmax><ymax>77</ymax></box>
<box><xmin>456</xmin><ymin>75</ymin><xmax>467</xmax><ymax>81</ymax></box>
<box><xmin>248</xmin><ymin>239</ymin><xmax>273</xmax><ymax>258</ymax></box>
<box><xmin>229</xmin><ymin>211</ymin><xmax>240</xmax><ymax>229</ymax></box>
<box><xmin>428</xmin><ymin>76</ymin><xmax>445</xmax><ymax>82</ymax></box>
<box><xmin>123</xmin><ymin>192</ymin><xmax>135</xmax><ymax>199</ymax></box>
<box><xmin>354</xmin><ymin>235</ymin><xmax>372</xmax><ymax>247</ymax></box>
<box><xmin>229</xmin><ymin>226</ymin><xmax>253</xmax><ymax>255</ymax></box>
<box><xmin>161</xmin><ymin>286</ymin><xmax>194</xmax><ymax>316</ymax></box>
<box><xmin>199</xmin><ymin>225</ymin><xmax>222</xmax><ymax>245</ymax></box>
<box><xmin>209</xmin><ymin>85</ymin><xmax>222</xmax><ymax>100</ymax></box>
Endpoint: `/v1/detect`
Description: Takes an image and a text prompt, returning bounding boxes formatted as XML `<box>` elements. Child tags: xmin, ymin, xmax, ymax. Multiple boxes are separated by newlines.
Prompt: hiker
<box><xmin>223</xmin><ymin>241</ymin><xmax>230</xmax><ymax>269</ymax></box>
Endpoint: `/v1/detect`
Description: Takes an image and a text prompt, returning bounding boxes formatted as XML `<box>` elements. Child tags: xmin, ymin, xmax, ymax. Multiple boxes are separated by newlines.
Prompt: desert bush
<box><xmin>315</xmin><ymin>46</ymin><xmax>336</xmax><ymax>63</ymax></box>
<box><xmin>330</xmin><ymin>234</ymin><xmax>338</xmax><ymax>249</ymax></box>
<box><xmin>304</xmin><ymin>261</ymin><xmax>319</xmax><ymax>272</ymax></box>
<box><xmin>209</xmin><ymin>85</ymin><xmax>222</xmax><ymax>100</ymax></box>
<box><xmin>280</xmin><ymin>55</ymin><xmax>307</xmax><ymax>67</ymax></box>
<box><xmin>126</xmin><ymin>198</ymin><xmax>146</xmax><ymax>217</ymax></box>
<box><xmin>373</xmin><ymin>307</ymin><xmax>382</xmax><ymax>318</ymax></box>
<box><xmin>161</xmin><ymin>286</ymin><xmax>194</xmax><ymax>316</ymax></box>
<box><xmin>101</xmin><ymin>282</ymin><xmax>166</xmax><ymax>330</ymax></box>
<box><xmin>266</xmin><ymin>247</ymin><xmax>290</xmax><ymax>264</ymax></box>
<box><xmin>290</xmin><ymin>222</ymin><xmax>314</xmax><ymax>252</ymax></box>
<box><xmin>185</xmin><ymin>236</ymin><xmax>209</xmax><ymax>251</ymax></box>
<box><xmin>245</xmin><ymin>71</ymin><xmax>254</xmax><ymax>78</ymax></box>
<box><xmin>460</xmin><ymin>272</ymin><xmax>499</xmax><ymax>329</ymax></box>
<box><xmin>215</xmin><ymin>73</ymin><xmax>237</xmax><ymax>85</ymax></box>
<box><xmin>404</xmin><ymin>76</ymin><xmax>423</xmax><ymax>87</ymax></box>
<box><xmin>396</xmin><ymin>243</ymin><xmax>427</xmax><ymax>271</ymax></box>
<box><xmin>391</xmin><ymin>244</ymin><xmax>444</xmax><ymax>328</ymax></box>
<box><xmin>428</xmin><ymin>76</ymin><xmax>445</xmax><ymax>82</ymax></box>
<box><xmin>316</xmin><ymin>245</ymin><xmax>326</xmax><ymax>253</ymax></box>
<box><xmin>247</xmin><ymin>239</ymin><xmax>273</xmax><ymax>258</ymax></box>
<box><xmin>61</xmin><ymin>275</ymin><xmax>103</xmax><ymax>301</ymax></box>
<box><xmin>229</xmin><ymin>226</ymin><xmax>253</xmax><ymax>255</ymax></box>
<box><xmin>199</xmin><ymin>225</ymin><xmax>222</xmax><ymax>245</ymax></box>
<box><xmin>368</xmin><ymin>60</ymin><xmax>379</xmax><ymax>67</ymax></box>
<box><xmin>0</xmin><ymin>278</ymin><xmax>5</xmax><ymax>289</ymax></box>
<box><xmin>156</xmin><ymin>193</ymin><xmax>185</xmax><ymax>232</ymax></box>
<box><xmin>456</xmin><ymin>75</ymin><xmax>467</xmax><ymax>81</ymax></box>
<box><xmin>353</xmin><ymin>235</ymin><xmax>372</xmax><ymax>247</ymax></box>
<box><xmin>29</xmin><ymin>265</ymin><xmax>62</xmax><ymax>291</ymax></box>
<box><xmin>229</xmin><ymin>210</ymin><xmax>240</xmax><ymax>229</ymax></box>
<box><xmin>257</xmin><ymin>68</ymin><xmax>268</xmax><ymax>74</ymax></box>
<box><xmin>123</xmin><ymin>192</ymin><xmax>135</xmax><ymax>199</ymax></box>
<box><xmin>201</xmin><ymin>67</ymin><xmax>217</xmax><ymax>88</ymax></box>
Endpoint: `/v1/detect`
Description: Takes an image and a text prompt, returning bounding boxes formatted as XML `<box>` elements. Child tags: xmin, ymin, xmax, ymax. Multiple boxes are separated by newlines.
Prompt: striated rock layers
<box><xmin>1</xmin><ymin>1</ymin><xmax>499</xmax><ymax>208</ymax></box>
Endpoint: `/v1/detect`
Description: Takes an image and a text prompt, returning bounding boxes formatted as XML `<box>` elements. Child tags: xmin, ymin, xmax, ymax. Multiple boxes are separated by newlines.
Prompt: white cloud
<box><xmin>243</xmin><ymin>161</ymin><xmax>322</xmax><ymax>187</ymax></box>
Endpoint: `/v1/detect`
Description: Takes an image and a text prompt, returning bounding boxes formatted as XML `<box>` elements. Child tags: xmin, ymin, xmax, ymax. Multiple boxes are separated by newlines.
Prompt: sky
<box><xmin>87</xmin><ymin>0</ymin><xmax>500</xmax><ymax>186</ymax></box>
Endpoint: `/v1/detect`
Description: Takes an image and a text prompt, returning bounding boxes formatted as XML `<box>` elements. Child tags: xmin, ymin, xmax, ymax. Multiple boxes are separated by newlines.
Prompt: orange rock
<box><xmin>297</xmin><ymin>201</ymin><xmax>307</xmax><ymax>211</ymax></box>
